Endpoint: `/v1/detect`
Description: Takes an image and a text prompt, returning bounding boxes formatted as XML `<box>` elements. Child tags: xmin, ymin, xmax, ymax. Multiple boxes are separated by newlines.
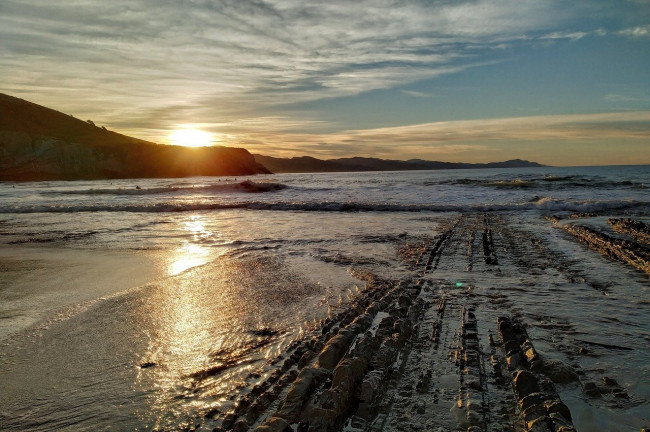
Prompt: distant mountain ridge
<box><xmin>0</xmin><ymin>93</ymin><xmax>270</xmax><ymax>181</ymax></box>
<box><xmin>253</xmin><ymin>154</ymin><xmax>544</xmax><ymax>173</ymax></box>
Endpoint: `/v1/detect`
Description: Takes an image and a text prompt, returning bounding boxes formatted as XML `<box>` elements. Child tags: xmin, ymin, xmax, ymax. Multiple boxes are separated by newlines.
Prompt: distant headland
<box><xmin>0</xmin><ymin>93</ymin><xmax>543</xmax><ymax>181</ymax></box>
<box><xmin>253</xmin><ymin>154</ymin><xmax>544</xmax><ymax>173</ymax></box>
<box><xmin>0</xmin><ymin>93</ymin><xmax>270</xmax><ymax>181</ymax></box>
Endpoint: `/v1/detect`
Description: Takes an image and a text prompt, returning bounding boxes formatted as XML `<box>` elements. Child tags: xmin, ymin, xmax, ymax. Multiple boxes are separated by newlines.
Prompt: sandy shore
<box><xmin>0</xmin><ymin>247</ymin><xmax>163</xmax><ymax>341</ymax></box>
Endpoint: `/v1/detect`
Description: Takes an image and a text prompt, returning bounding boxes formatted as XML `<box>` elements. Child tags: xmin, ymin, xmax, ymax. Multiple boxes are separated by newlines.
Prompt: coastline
<box><xmin>0</xmin><ymin>168</ymin><xmax>648</xmax><ymax>431</ymax></box>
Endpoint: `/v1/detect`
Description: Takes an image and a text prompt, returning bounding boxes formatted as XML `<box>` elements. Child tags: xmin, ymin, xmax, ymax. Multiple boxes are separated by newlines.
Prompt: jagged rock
<box><xmin>527</xmin><ymin>416</ymin><xmax>554</xmax><ymax>431</ymax></box>
<box><xmin>375</xmin><ymin>318</ymin><xmax>397</xmax><ymax>339</ymax></box>
<box><xmin>513</xmin><ymin>370</ymin><xmax>540</xmax><ymax>399</ymax></box>
<box><xmin>523</xmin><ymin>342</ymin><xmax>539</xmax><ymax>363</ymax></box>
<box><xmin>298</xmin><ymin>351</ymin><xmax>314</xmax><ymax>368</ymax></box>
<box><xmin>222</xmin><ymin>413</ymin><xmax>237</xmax><ymax>430</ymax></box>
<box><xmin>522</xmin><ymin>404</ymin><xmax>547</xmax><ymax>423</ymax></box>
<box><xmin>354</xmin><ymin>334</ymin><xmax>382</xmax><ymax>364</ymax></box>
<box><xmin>397</xmin><ymin>294</ymin><xmax>412</xmax><ymax>309</ymax></box>
<box><xmin>318</xmin><ymin>329</ymin><xmax>356</xmax><ymax>370</ymax></box>
<box><xmin>498</xmin><ymin>317</ymin><xmax>515</xmax><ymax>341</ymax></box>
<box><xmin>602</xmin><ymin>376</ymin><xmax>620</xmax><ymax>387</ymax></box>
<box><xmin>504</xmin><ymin>340</ymin><xmax>521</xmax><ymax>355</ymax></box>
<box><xmin>277</xmin><ymin>367</ymin><xmax>328</xmax><ymax>421</ymax></box>
<box><xmin>232</xmin><ymin>419</ymin><xmax>249</xmax><ymax>432</ymax></box>
<box><xmin>332</xmin><ymin>357</ymin><xmax>368</xmax><ymax>389</ymax></box>
<box><xmin>358</xmin><ymin>370</ymin><xmax>383</xmax><ymax>419</ymax></box>
<box><xmin>564</xmin><ymin>224</ymin><xmax>650</xmax><ymax>275</ymax></box>
<box><xmin>307</xmin><ymin>407</ymin><xmax>337</xmax><ymax>432</ymax></box>
<box><xmin>529</xmin><ymin>358</ymin><xmax>544</xmax><ymax>371</ymax></box>
<box><xmin>350</xmin><ymin>313</ymin><xmax>374</xmax><ymax>332</ymax></box>
<box><xmin>255</xmin><ymin>416</ymin><xmax>293</xmax><ymax>432</ymax></box>
<box><xmin>507</xmin><ymin>351</ymin><xmax>525</xmax><ymax>370</ymax></box>
<box><xmin>371</xmin><ymin>338</ymin><xmax>399</xmax><ymax>371</ymax></box>
<box><xmin>315</xmin><ymin>356</ymin><xmax>369</xmax><ymax>428</ymax></box>
<box><xmin>519</xmin><ymin>392</ymin><xmax>544</xmax><ymax>411</ymax></box>
<box><xmin>545</xmin><ymin>400</ymin><xmax>572</xmax><ymax>422</ymax></box>
<box><xmin>549</xmin><ymin>412</ymin><xmax>571</xmax><ymax>427</ymax></box>
<box><xmin>279</xmin><ymin>369</ymin><xmax>298</xmax><ymax>386</ymax></box>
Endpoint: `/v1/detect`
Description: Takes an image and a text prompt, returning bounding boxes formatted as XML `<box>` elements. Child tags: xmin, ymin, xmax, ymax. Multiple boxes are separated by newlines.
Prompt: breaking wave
<box><xmin>428</xmin><ymin>175</ymin><xmax>647</xmax><ymax>189</ymax></box>
<box><xmin>46</xmin><ymin>180</ymin><xmax>288</xmax><ymax>196</ymax></box>
<box><xmin>2</xmin><ymin>197</ymin><xmax>647</xmax><ymax>214</ymax></box>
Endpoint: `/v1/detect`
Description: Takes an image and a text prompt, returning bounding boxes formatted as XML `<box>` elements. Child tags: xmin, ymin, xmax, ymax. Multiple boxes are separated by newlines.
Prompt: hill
<box><xmin>0</xmin><ymin>93</ymin><xmax>270</xmax><ymax>181</ymax></box>
<box><xmin>253</xmin><ymin>154</ymin><xmax>544</xmax><ymax>173</ymax></box>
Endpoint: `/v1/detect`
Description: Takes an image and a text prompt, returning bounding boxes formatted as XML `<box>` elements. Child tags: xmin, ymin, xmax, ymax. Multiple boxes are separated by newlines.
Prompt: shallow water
<box><xmin>0</xmin><ymin>166</ymin><xmax>648</xmax><ymax>431</ymax></box>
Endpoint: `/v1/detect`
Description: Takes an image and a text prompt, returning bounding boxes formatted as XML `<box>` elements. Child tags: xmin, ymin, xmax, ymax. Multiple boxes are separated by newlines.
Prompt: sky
<box><xmin>1</xmin><ymin>0</ymin><xmax>649</xmax><ymax>165</ymax></box>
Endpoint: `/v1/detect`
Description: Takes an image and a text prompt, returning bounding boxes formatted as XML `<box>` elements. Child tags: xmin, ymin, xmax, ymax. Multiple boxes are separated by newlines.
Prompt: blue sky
<box><xmin>1</xmin><ymin>0</ymin><xmax>649</xmax><ymax>165</ymax></box>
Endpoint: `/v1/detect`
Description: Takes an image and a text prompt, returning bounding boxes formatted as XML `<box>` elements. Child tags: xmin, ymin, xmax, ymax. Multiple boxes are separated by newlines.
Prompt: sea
<box><xmin>0</xmin><ymin>165</ymin><xmax>649</xmax><ymax>431</ymax></box>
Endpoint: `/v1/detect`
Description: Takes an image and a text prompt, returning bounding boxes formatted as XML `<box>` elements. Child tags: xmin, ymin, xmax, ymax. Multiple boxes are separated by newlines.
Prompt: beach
<box><xmin>1</xmin><ymin>166</ymin><xmax>649</xmax><ymax>431</ymax></box>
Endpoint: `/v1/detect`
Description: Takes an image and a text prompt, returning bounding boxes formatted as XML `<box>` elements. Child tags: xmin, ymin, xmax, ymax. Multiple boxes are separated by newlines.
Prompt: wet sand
<box><xmin>0</xmin><ymin>247</ymin><xmax>162</xmax><ymax>340</ymax></box>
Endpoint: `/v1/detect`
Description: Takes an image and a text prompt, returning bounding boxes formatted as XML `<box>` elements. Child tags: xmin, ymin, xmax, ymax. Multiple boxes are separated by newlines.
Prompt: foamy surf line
<box><xmin>425</xmin><ymin>176</ymin><xmax>648</xmax><ymax>189</ymax></box>
<box><xmin>40</xmin><ymin>180</ymin><xmax>288</xmax><ymax>195</ymax></box>
<box><xmin>1</xmin><ymin>198</ymin><xmax>647</xmax><ymax>214</ymax></box>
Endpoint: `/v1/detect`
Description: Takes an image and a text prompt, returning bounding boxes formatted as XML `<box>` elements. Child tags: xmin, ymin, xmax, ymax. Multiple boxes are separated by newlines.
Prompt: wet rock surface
<box><xmin>608</xmin><ymin>218</ymin><xmax>650</xmax><ymax>245</ymax></box>
<box><xmin>181</xmin><ymin>212</ymin><xmax>648</xmax><ymax>432</ymax></box>
<box><xmin>549</xmin><ymin>216</ymin><xmax>650</xmax><ymax>275</ymax></box>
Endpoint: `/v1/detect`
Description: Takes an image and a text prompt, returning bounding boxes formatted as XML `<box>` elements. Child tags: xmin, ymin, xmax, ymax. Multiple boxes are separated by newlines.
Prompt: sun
<box><xmin>169</xmin><ymin>129</ymin><xmax>213</xmax><ymax>147</ymax></box>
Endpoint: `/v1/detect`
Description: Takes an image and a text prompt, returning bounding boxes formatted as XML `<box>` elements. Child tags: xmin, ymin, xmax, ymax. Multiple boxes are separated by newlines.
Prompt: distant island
<box><xmin>0</xmin><ymin>93</ymin><xmax>269</xmax><ymax>181</ymax></box>
<box><xmin>253</xmin><ymin>154</ymin><xmax>544</xmax><ymax>173</ymax></box>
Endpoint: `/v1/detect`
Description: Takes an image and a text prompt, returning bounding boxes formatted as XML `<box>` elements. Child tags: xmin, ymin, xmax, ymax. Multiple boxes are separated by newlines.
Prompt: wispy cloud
<box><xmin>401</xmin><ymin>90</ymin><xmax>435</xmax><ymax>98</ymax></box>
<box><xmin>219</xmin><ymin>111</ymin><xmax>650</xmax><ymax>160</ymax></box>
<box><xmin>0</xmin><ymin>0</ymin><xmax>649</xmax><ymax>165</ymax></box>
<box><xmin>541</xmin><ymin>31</ymin><xmax>588</xmax><ymax>41</ymax></box>
<box><xmin>541</xmin><ymin>24</ymin><xmax>650</xmax><ymax>41</ymax></box>
<box><xmin>618</xmin><ymin>24</ymin><xmax>650</xmax><ymax>37</ymax></box>
<box><xmin>604</xmin><ymin>93</ymin><xmax>650</xmax><ymax>103</ymax></box>
<box><xmin>0</xmin><ymin>1</ymin><xmax>584</xmax><ymax>128</ymax></box>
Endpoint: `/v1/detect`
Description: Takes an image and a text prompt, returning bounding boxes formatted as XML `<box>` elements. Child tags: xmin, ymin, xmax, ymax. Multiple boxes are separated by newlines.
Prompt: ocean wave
<box><xmin>45</xmin><ymin>180</ymin><xmax>288</xmax><ymax>196</ymax></box>
<box><xmin>2</xmin><ymin>198</ymin><xmax>647</xmax><ymax>214</ymax></box>
<box><xmin>425</xmin><ymin>176</ymin><xmax>647</xmax><ymax>189</ymax></box>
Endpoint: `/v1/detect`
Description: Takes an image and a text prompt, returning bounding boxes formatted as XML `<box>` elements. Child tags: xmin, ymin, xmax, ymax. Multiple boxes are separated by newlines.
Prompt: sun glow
<box><xmin>169</xmin><ymin>129</ymin><xmax>213</xmax><ymax>147</ymax></box>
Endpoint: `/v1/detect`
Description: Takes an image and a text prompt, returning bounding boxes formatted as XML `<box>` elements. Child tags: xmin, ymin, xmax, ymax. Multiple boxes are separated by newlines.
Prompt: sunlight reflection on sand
<box><xmin>168</xmin><ymin>215</ymin><xmax>213</xmax><ymax>276</ymax></box>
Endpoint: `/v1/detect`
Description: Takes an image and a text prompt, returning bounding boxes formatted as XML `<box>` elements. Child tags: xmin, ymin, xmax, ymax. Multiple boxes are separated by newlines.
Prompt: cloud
<box><xmin>541</xmin><ymin>31</ymin><xmax>588</xmax><ymax>41</ymax></box>
<box><xmin>618</xmin><ymin>24</ymin><xmax>650</xmax><ymax>37</ymax></box>
<box><xmin>0</xmin><ymin>1</ymin><xmax>576</xmax><ymax>126</ymax></box>
<box><xmin>1</xmin><ymin>0</ymin><xmax>649</xmax><ymax>163</ymax></box>
<box><xmin>604</xmin><ymin>93</ymin><xmax>650</xmax><ymax>103</ymax></box>
<box><xmin>401</xmin><ymin>90</ymin><xmax>435</xmax><ymax>98</ymax></box>
<box><xmin>217</xmin><ymin>111</ymin><xmax>650</xmax><ymax>160</ymax></box>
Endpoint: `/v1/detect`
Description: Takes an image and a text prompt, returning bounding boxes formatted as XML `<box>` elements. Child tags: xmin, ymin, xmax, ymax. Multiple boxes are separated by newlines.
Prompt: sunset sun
<box><xmin>169</xmin><ymin>129</ymin><xmax>213</xmax><ymax>147</ymax></box>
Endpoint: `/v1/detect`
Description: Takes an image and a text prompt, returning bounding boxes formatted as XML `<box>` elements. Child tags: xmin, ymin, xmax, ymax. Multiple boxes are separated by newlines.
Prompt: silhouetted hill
<box><xmin>253</xmin><ymin>154</ymin><xmax>544</xmax><ymax>173</ymax></box>
<box><xmin>0</xmin><ymin>93</ymin><xmax>270</xmax><ymax>181</ymax></box>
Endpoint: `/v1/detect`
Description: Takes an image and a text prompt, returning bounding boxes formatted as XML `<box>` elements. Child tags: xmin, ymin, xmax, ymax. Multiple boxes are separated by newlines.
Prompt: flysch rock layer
<box><xmin>179</xmin><ymin>212</ymin><xmax>649</xmax><ymax>432</ymax></box>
